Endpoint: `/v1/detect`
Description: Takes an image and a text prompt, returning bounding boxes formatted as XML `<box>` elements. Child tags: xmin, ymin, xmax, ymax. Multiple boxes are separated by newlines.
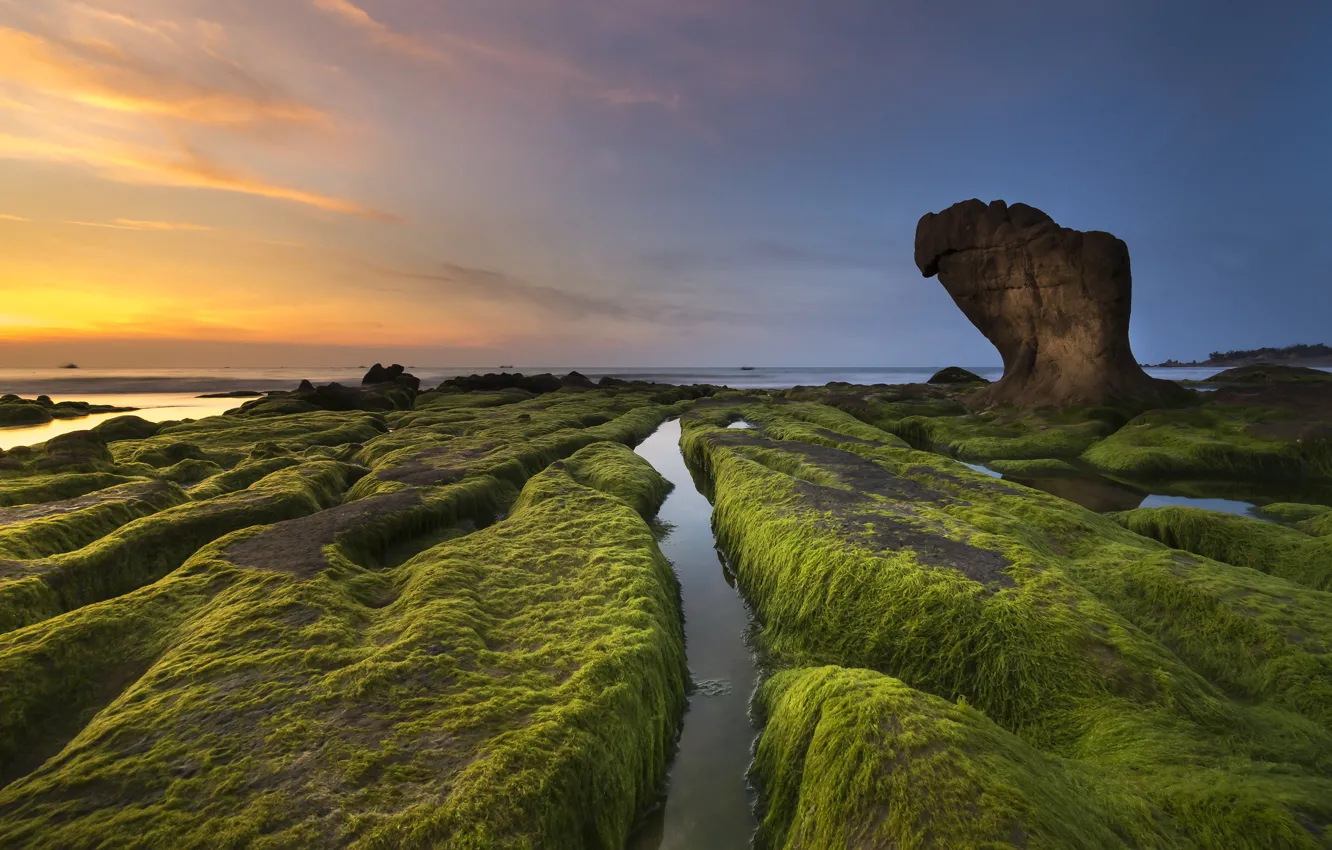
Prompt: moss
<box><xmin>1113</xmin><ymin>506</ymin><xmax>1332</xmax><ymax>591</ymax></box>
<box><xmin>92</xmin><ymin>416</ymin><xmax>161</xmax><ymax>443</ymax></box>
<box><xmin>0</xmin><ymin>461</ymin><xmax>364</xmax><ymax>634</ymax></box>
<box><xmin>0</xmin><ymin>404</ymin><xmax>52</xmax><ymax>427</ymax></box>
<box><xmin>0</xmin><ymin>397</ymin><xmax>133</xmax><ymax>429</ymax></box>
<box><xmin>682</xmin><ymin>401</ymin><xmax>1332</xmax><ymax>846</ymax></box>
<box><xmin>1255</xmin><ymin>502</ymin><xmax>1332</xmax><ymax>526</ymax></box>
<box><xmin>525</xmin><ymin>441</ymin><xmax>673</xmax><ymax>519</ymax></box>
<box><xmin>110</xmin><ymin>412</ymin><xmax>387</xmax><ymax>470</ymax></box>
<box><xmin>0</xmin><ymin>473</ymin><xmax>133</xmax><ymax>508</ymax></box>
<box><xmin>188</xmin><ymin>457</ymin><xmax>304</xmax><ymax>500</ymax></box>
<box><xmin>0</xmin><ymin>481</ymin><xmax>187</xmax><ymax>560</ymax></box>
<box><xmin>155</xmin><ymin>458</ymin><xmax>225</xmax><ymax>484</ymax></box>
<box><xmin>0</xmin><ymin>444</ymin><xmax>685</xmax><ymax>849</ymax></box>
<box><xmin>1082</xmin><ymin>406</ymin><xmax>1332</xmax><ymax>481</ymax></box>
<box><xmin>986</xmin><ymin>457</ymin><xmax>1082</xmax><ymax>477</ymax></box>
<box><xmin>753</xmin><ymin>665</ymin><xmax>1332</xmax><ymax>850</ymax></box>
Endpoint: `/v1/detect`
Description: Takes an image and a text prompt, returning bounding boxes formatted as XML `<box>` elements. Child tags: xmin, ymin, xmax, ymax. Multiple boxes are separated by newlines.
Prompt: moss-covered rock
<box><xmin>0</xmin><ymin>443</ymin><xmax>686</xmax><ymax>849</ymax></box>
<box><xmin>1081</xmin><ymin>405</ymin><xmax>1332</xmax><ymax>481</ymax></box>
<box><xmin>1112</xmin><ymin>505</ymin><xmax>1332</xmax><ymax>590</ymax></box>
<box><xmin>986</xmin><ymin>457</ymin><xmax>1082</xmax><ymax>477</ymax></box>
<box><xmin>683</xmin><ymin>399</ymin><xmax>1332</xmax><ymax>847</ymax></box>
<box><xmin>927</xmin><ymin>366</ymin><xmax>989</xmax><ymax>384</ymax></box>
<box><xmin>91</xmin><ymin>415</ymin><xmax>161</xmax><ymax>443</ymax></box>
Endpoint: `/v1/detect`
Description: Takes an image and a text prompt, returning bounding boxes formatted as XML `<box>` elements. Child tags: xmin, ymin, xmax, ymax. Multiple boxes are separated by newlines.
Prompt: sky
<box><xmin>0</xmin><ymin>0</ymin><xmax>1329</xmax><ymax>368</ymax></box>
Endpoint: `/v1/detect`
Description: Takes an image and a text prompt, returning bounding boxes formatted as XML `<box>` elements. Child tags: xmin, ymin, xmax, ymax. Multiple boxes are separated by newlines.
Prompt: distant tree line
<box><xmin>1206</xmin><ymin>343</ymin><xmax>1332</xmax><ymax>363</ymax></box>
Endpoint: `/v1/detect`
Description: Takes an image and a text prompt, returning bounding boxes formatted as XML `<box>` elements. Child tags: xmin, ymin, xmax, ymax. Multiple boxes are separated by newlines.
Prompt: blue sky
<box><xmin>0</xmin><ymin>0</ymin><xmax>1328</xmax><ymax>366</ymax></box>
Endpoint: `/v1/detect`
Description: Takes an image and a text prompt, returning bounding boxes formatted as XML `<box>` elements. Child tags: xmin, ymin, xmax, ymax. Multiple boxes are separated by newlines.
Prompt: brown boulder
<box><xmin>915</xmin><ymin>199</ymin><xmax>1187</xmax><ymax>409</ymax></box>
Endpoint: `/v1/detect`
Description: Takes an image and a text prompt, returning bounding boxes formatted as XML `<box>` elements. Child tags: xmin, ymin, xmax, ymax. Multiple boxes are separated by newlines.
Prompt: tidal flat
<box><xmin>0</xmin><ymin>366</ymin><xmax>1330</xmax><ymax>848</ymax></box>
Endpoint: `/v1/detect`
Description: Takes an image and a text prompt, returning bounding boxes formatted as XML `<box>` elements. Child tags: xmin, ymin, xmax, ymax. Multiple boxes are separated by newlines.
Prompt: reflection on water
<box><xmin>0</xmin><ymin>393</ymin><xmax>243</xmax><ymax>450</ymax></box>
<box><xmin>630</xmin><ymin>419</ymin><xmax>760</xmax><ymax>849</ymax></box>
<box><xmin>961</xmin><ymin>461</ymin><xmax>1002</xmax><ymax>478</ymax></box>
<box><xmin>988</xmin><ymin>466</ymin><xmax>1270</xmax><ymax>520</ymax></box>
<box><xmin>726</xmin><ymin>420</ymin><xmax>755</xmax><ymax>430</ymax></box>
<box><xmin>1138</xmin><ymin>494</ymin><xmax>1262</xmax><ymax>518</ymax></box>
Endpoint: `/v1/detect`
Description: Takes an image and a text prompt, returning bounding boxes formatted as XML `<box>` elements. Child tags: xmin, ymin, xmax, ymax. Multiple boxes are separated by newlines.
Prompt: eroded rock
<box><xmin>915</xmin><ymin>199</ymin><xmax>1187</xmax><ymax>409</ymax></box>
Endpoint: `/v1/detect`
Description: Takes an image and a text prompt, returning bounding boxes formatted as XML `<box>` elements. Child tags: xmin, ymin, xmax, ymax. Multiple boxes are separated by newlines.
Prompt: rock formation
<box><xmin>927</xmin><ymin>366</ymin><xmax>989</xmax><ymax>385</ymax></box>
<box><xmin>915</xmin><ymin>199</ymin><xmax>1188</xmax><ymax>409</ymax></box>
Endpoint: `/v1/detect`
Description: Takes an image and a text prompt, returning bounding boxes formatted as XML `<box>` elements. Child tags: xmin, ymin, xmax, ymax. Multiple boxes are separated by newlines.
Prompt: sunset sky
<box><xmin>1</xmin><ymin>0</ymin><xmax>1329</xmax><ymax>367</ymax></box>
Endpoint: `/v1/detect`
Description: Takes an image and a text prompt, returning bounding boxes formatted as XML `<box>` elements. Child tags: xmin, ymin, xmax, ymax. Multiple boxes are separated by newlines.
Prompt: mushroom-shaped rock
<box><xmin>915</xmin><ymin>199</ymin><xmax>1187</xmax><ymax>409</ymax></box>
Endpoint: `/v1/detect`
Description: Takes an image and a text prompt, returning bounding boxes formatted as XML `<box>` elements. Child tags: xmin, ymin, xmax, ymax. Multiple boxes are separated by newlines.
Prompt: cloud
<box><xmin>374</xmin><ymin>262</ymin><xmax>736</xmax><ymax>325</ymax></box>
<box><xmin>0</xmin><ymin>26</ymin><xmax>326</xmax><ymax>128</ymax></box>
<box><xmin>641</xmin><ymin>239</ymin><xmax>895</xmax><ymax>274</ymax></box>
<box><xmin>0</xmin><ymin>131</ymin><xmax>399</xmax><ymax>221</ymax></box>
<box><xmin>311</xmin><ymin>0</ymin><xmax>451</xmax><ymax>66</ymax></box>
<box><xmin>310</xmin><ymin>0</ymin><xmax>681</xmax><ymax>110</ymax></box>
<box><xmin>598</xmin><ymin>88</ymin><xmax>682</xmax><ymax>110</ymax></box>
<box><xmin>114</xmin><ymin>218</ymin><xmax>214</xmax><ymax>231</ymax></box>
<box><xmin>0</xmin><ymin>213</ymin><xmax>30</xmax><ymax>222</ymax></box>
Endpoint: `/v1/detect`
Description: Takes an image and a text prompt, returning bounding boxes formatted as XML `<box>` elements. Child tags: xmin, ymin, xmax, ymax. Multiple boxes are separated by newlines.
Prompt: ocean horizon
<box><xmin>0</xmin><ymin>364</ymin><xmax>1262</xmax><ymax>396</ymax></box>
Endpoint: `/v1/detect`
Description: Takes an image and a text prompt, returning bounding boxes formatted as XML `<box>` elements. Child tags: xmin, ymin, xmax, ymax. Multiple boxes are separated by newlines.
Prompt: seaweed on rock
<box><xmin>0</xmin><ymin>442</ymin><xmax>686</xmax><ymax>849</ymax></box>
<box><xmin>1113</xmin><ymin>505</ymin><xmax>1332</xmax><ymax>591</ymax></box>
<box><xmin>682</xmin><ymin>400</ymin><xmax>1332</xmax><ymax>848</ymax></box>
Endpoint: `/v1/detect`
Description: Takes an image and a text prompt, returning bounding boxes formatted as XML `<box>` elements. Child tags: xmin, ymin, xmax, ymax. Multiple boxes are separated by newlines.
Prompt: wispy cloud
<box><xmin>310</xmin><ymin>0</ymin><xmax>681</xmax><ymax>110</ymax></box>
<box><xmin>374</xmin><ymin>262</ymin><xmax>736</xmax><ymax>325</ymax></box>
<box><xmin>0</xmin><ymin>213</ymin><xmax>30</xmax><ymax>222</ymax></box>
<box><xmin>114</xmin><ymin>218</ymin><xmax>214</xmax><ymax>231</ymax></box>
<box><xmin>311</xmin><ymin>0</ymin><xmax>450</xmax><ymax>66</ymax></box>
<box><xmin>0</xmin><ymin>26</ymin><xmax>326</xmax><ymax>128</ymax></box>
<box><xmin>642</xmin><ymin>239</ymin><xmax>895</xmax><ymax>274</ymax></box>
<box><xmin>0</xmin><ymin>132</ymin><xmax>398</xmax><ymax>221</ymax></box>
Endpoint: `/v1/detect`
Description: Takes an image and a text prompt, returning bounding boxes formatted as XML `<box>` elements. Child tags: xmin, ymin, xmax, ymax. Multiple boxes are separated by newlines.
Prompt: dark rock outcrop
<box><xmin>438</xmin><ymin>372</ymin><xmax>563</xmax><ymax>395</ymax></box>
<box><xmin>296</xmin><ymin>380</ymin><xmax>316</xmax><ymax>393</ymax></box>
<box><xmin>915</xmin><ymin>199</ymin><xmax>1188</xmax><ymax>409</ymax></box>
<box><xmin>1207</xmin><ymin>364</ymin><xmax>1332</xmax><ymax>385</ymax></box>
<box><xmin>928</xmin><ymin>367</ymin><xmax>989</xmax><ymax>385</ymax></box>
<box><xmin>560</xmin><ymin>371</ymin><xmax>597</xmax><ymax>390</ymax></box>
<box><xmin>361</xmin><ymin>363</ymin><xmax>404</xmax><ymax>385</ymax></box>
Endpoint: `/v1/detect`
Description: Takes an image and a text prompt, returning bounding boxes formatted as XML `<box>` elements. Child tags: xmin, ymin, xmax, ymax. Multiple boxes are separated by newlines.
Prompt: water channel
<box><xmin>629</xmin><ymin>418</ymin><xmax>762</xmax><ymax>849</ymax></box>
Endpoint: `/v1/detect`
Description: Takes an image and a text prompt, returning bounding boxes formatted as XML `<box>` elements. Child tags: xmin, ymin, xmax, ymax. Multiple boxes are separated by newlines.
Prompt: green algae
<box><xmin>753</xmin><ymin>665</ymin><xmax>1332</xmax><ymax>850</ymax></box>
<box><xmin>0</xmin><ymin>481</ymin><xmax>187</xmax><ymax>560</ymax></box>
<box><xmin>0</xmin><ymin>473</ymin><xmax>133</xmax><ymax>508</ymax></box>
<box><xmin>985</xmin><ymin>457</ymin><xmax>1082</xmax><ymax>477</ymax></box>
<box><xmin>681</xmin><ymin>400</ymin><xmax>1332</xmax><ymax>847</ymax></box>
<box><xmin>1082</xmin><ymin>406</ymin><xmax>1332</xmax><ymax>481</ymax></box>
<box><xmin>0</xmin><ymin>461</ymin><xmax>363</xmax><ymax>634</ymax></box>
<box><xmin>0</xmin><ymin>442</ymin><xmax>686</xmax><ymax>849</ymax></box>
<box><xmin>0</xmin><ymin>396</ymin><xmax>134</xmax><ymax>429</ymax></box>
<box><xmin>1113</xmin><ymin>506</ymin><xmax>1332</xmax><ymax>591</ymax></box>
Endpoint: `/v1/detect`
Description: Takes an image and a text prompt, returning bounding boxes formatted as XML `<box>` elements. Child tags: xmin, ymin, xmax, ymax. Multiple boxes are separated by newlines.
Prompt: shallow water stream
<box><xmin>629</xmin><ymin>418</ymin><xmax>761</xmax><ymax>849</ymax></box>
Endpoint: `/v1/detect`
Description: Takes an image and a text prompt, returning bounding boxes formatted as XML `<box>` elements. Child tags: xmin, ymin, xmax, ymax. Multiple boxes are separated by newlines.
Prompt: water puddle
<box><xmin>961</xmin><ymin>461</ymin><xmax>1002</xmax><ymax>478</ymax></box>
<box><xmin>961</xmin><ymin>461</ymin><xmax>1270</xmax><ymax>520</ymax></box>
<box><xmin>630</xmin><ymin>418</ymin><xmax>761</xmax><ymax>849</ymax></box>
<box><xmin>1137</xmin><ymin>494</ymin><xmax>1263</xmax><ymax>518</ymax></box>
<box><xmin>726</xmin><ymin>420</ymin><xmax>755</xmax><ymax>430</ymax></box>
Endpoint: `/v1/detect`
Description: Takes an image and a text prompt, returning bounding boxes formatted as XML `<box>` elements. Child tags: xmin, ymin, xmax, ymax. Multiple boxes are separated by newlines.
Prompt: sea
<box><xmin>0</xmin><ymin>364</ymin><xmax>1293</xmax><ymax>451</ymax></box>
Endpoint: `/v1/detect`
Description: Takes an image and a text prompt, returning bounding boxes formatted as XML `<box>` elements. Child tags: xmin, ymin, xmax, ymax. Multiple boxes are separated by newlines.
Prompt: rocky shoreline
<box><xmin>0</xmin><ymin>203</ymin><xmax>1328</xmax><ymax>848</ymax></box>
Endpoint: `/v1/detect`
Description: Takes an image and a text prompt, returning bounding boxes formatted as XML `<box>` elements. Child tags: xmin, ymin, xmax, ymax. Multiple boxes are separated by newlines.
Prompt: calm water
<box><xmin>0</xmin><ymin>364</ymin><xmax>1267</xmax><ymax>397</ymax></box>
<box><xmin>964</xmin><ymin>461</ymin><xmax>1270</xmax><ymax>519</ymax></box>
<box><xmin>0</xmin><ymin>393</ymin><xmax>242</xmax><ymax>451</ymax></box>
<box><xmin>630</xmin><ymin>419</ymin><xmax>761</xmax><ymax>849</ymax></box>
<box><xmin>0</xmin><ymin>364</ymin><xmax>1265</xmax><ymax>450</ymax></box>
